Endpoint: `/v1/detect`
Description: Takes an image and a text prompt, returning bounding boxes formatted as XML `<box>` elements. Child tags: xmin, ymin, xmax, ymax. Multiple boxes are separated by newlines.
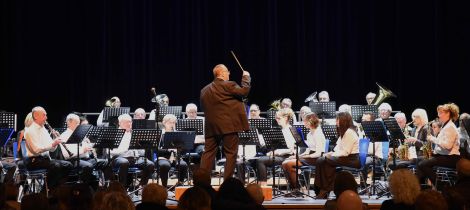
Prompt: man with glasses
<box><xmin>249</xmin><ymin>104</ymin><xmax>264</xmax><ymax>119</ymax></box>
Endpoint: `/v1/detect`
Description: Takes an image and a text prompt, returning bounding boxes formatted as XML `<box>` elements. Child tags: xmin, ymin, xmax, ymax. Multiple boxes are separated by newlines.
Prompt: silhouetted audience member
<box><xmin>21</xmin><ymin>193</ymin><xmax>49</xmax><ymax>210</ymax></box>
<box><xmin>92</xmin><ymin>187</ymin><xmax>107</xmax><ymax>210</ymax></box>
<box><xmin>0</xmin><ymin>183</ymin><xmax>20</xmax><ymax>210</ymax></box>
<box><xmin>101</xmin><ymin>191</ymin><xmax>135</xmax><ymax>210</ymax></box>
<box><xmin>214</xmin><ymin>178</ymin><xmax>263</xmax><ymax>210</ymax></box>
<box><xmin>443</xmin><ymin>158</ymin><xmax>470</xmax><ymax>209</ymax></box>
<box><xmin>380</xmin><ymin>169</ymin><xmax>420</xmax><ymax>210</ymax></box>
<box><xmin>136</xmin><ymin>183</ymin><xmax>169</xmax><ymax>210</ymax></box>
<box><xmin>415</xmin><ymin>190</ymin><xmax>448</xmax><ymax>210</ymax></box>
<box><xmin>337</xmin><ymin>190</ymin><xmax>364</xmax><ymax>210</ymax></box>
<box><xmin>324</xmin><ymin>171</ymin><xmax>359</xmax><ymax>210</ymax></box>
<box><xmin>246</xmin><ymin>184</ymin><xmax>265</xmax><ymax>205</ymax></box>
<box><xmin>177</xmin><ymin>186</ymin><xmax>211</xmax><ymax>210</ymax></box>
<box><xmin>192</xmin><ymin>168</ymin><xmax>216</xmax><ymax>200</ymax></box>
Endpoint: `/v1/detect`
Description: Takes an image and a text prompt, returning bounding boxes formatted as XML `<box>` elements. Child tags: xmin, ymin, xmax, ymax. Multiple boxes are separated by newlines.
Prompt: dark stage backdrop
<box><xmin>2</xmin><ymin>0</ymin><xmax>470</xmax><ymax>126</ymax></box>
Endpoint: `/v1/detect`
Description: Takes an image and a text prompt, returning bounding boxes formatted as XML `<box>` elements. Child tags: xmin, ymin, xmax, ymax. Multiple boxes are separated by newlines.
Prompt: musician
<box><xmin>392</xmin><ymin>109</ymin><xmax>430</xmax><ymax>170</ymax></box>
<box><xmin>282</xmin><ymin>112</ymin><xmax>325</xmax><ymax>190</ymax></box>
<box><xmin>377</xmin><ymin>103</ymin><xmax>392</xmax><ymax>120</ymax></box>
<box><xmin>458</xmin><ymin>113</ymin><xmax>470</xmax><ymax>158</ymax></box>
<box><xmin>200</xmin><ymin>64</ymin><xmax>251</xmax><ymax>181</ymax></box>
<box><xmin>111</xmin><ymin>114</ymin><xmax>155</xmax><ymax>187</ymax></box>
<box><xmin>365</xmin><ymin>92</ymin><xmax>376</xmax><ymax>105</ymax></box>
<box><xmin>359</xmin><ymin>112</ymin><xmax>384</xmax><ymax>186</ymax></box>
<box><xmin>148</xmin><ymin>94</ymin><xmax>170</xmax><ymax>120</ymax></box>
<box><xmin>60</xmin><ymin>113</ymin><xmax>111</xmax><ymax>187</ymax></box>
<box><xmin>249</xmin><ymin>104</ymin><xmax>264</xmax><ymax>120</ymax></box>
<box><xmin>296</xmin><ymin>106</ymin><xmax>312</xmax><ymax>124</ymax></box>
<box><xmin>24</xmin><ymin>106</ymin><xmax>73</xmax><ymax>189</ymax></box>
<box><xmin>395</xmin><ymin>112</ymin><xmax>412</xmax><ymax>134</ymax></box>
<box><xmin>256</xmin><ymin>108</ymin><xmax>296</xmax><ymax>186</ymax></box>
<box><xmin>97</xmin><ymin>96</ymin><xmax>121</xmax><ymax>126</ymax></box>
<box><xmin>338</xmin><ymin>104</ymin><xmax>351</xmax><ymax>114</ymax></box>
<box><xmin>314</xmin><ymin>112</ymin><xmax>360</xmax><ymax>199</ymax></box>
<box><xmin>417</xmin><ymin>103</ymin><xmax>461</xmax><ymax>186</ymax></box>
<box><xmin>133</xmin><ymin>108</ymin><xmax>147</xmax><ymax>120</ymax></box>
<box><xmin>156</xmin><ymin>114</ymin><xmax>188</xmax><ymax>187</ymax></box>
<box><xmin>318</xmin><ymin>91</ymin><xmax>330</xmax><ymax>102</ymax></box>
<box><xmin>184</xmin><ymin>103</ymin><xmax>205</xmax><ymax>155</ymax></box>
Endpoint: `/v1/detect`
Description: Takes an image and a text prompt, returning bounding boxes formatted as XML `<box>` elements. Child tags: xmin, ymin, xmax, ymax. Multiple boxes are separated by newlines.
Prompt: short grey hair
<box><xmin>66</xmin><ymin>113</ymin><xmax>80</xmax><ymax>123</ymax></box>
<box><xmin>185</xmin><ymin>103</ymin><xmax>198</xmax><ymax>112</ymax></box>
<box><xmin>162</xmin><ymin>114</ymin><xmax>177</xmax><ymax>124</ymax></box>
<box><xmin>118</xmin><ymin>114</ymin><xmax>132</xmax><ymax>122</ymax></box>
<box><xmin>378</xmin><ymin>103</ymin><xmax>392</xmax><ymax>112</ymax></box>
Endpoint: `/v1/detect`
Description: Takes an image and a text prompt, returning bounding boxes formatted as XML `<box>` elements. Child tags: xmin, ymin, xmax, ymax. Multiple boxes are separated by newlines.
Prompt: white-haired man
<box><xmin>24</xmin><ymin>106</ymin><xmax>73</xmax><ymax>190</ymax></box>
<box><xmin>318</xmin><ymin>91</ymin><xmax>330</xmax><ymax>102</ymax></box>
<box><xmin>366</xmin><ymin>92</ymin><xmax>376</xmax><ymax>105</ymax></box>
<box><xmin>133</xmin><ymin>108</ymin><xmax>147</xmax><ymax>120</ymax></box>
<box><xmin>111</xmin><ymin>114</ymin><xmax>155</xmax><ymax>187</ymax></box>
<box><xmin>377</xmin><ymin>103</ymin><xmax>392</xmax><ymax>120</ymax></box>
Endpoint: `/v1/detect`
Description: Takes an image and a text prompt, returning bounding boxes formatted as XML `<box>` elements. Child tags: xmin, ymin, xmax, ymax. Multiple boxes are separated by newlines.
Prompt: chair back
<box><xmin>324</xmin><ymin>139</ymin><xmax>330</xmax><ymax>153</ymax></box>
<box><xmin>20</xmin><ymin>141</ymin><xmax>29</xmax><ymax>161</ymax></box>
<box><xmin>382</xmin><ymin>141</ymin><xmax>390</xmax><ymax>161</ymax></box>
<box><xmin>359</xmin><ymin>138</ymin><xmax>370</xmax><ymax>168</ymax></box>
<box><xmin>13</xmin><ymin>141</ymin><xmax>18</xmax><ymax>160</ymax></box>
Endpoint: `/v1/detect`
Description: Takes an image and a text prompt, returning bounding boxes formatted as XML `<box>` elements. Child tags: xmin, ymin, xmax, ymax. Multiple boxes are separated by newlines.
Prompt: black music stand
<box><xmin>284</xmin><ymin>127</ymin><xmax>314</xmax><ymax>198</ymax></box>
<box><xmin>132</xmin><ymin>119</ymin><xmax>157</xmax><ymax>129</ymax></box>
<box><xmin>321</xmin><ymin>124</ymin><xmax>338</xmax><ymax>150</ymax></box>
<box><xmin>260</xmin><ymin>128</ymin><xmax>287</xmax><ymax>197</ymax></box>
<box><xmin>93</xmin><ymin>128</ymin><xmax>126</xmax><ymax>160</ymax></box>
<box><xmin>238</xmin><ymin>128</ymin><xmax>260</xmax><ymax>183</ymax></box>
<box><xmin>309</xmin><ymin>102</ymin><xmax>337</xmax><ymax>120</ymax></box>
<box><xmin>249</xmin><ymin>119</ymin><xmax>272</xmax><ymax>129</ymax></box>
<box><xmin>128</xmin><ymin>129</ymin><xmax>161</xmax><ymax>190</ymax></box>
<box><xmin>157</xmin><ymin>106</ymin><xmax>183</xmax><ymax>122</ymax></box>
<box><xmin>266</xmin><ymin>110</ymin><xmax>278</xmax><ymax>127</ymax></box>
<box><xmin>293</xmin><ymin>124</ymin><xmax>309</xmax><ymax>140</ymax></box>
<box><xmin>176</xmin><ymin>119</ymin><xmax>204</xmax><ymax>135</ymax></box>
<box><xmin>351</xmin><ymin>105</ymin><xmax>379</xmax><ymax>123</ymax></box>
<box><xmin>361</xmin><ymin>121</ymin><xmax>388</xmax><ymax>196</ymax></box>
<box><xmin>0</xmin><ymin>112</ymin><xmax>16</xmax><ymax>131</ymax></box>
<box><xmin>103</xmin><ymin>107</ymin><xmax>131</xmax><ymax>127</ymax></box>
<box><xmin>383</xmin><ymin>118</ymin><xmax>406</xmax><ymax>169</ymax></box>
<box><xmin>0</xmin><ymin>128</ymin><xmax>14</xmax><ymax>158</ymax></box>
<box><xmin>67</xmin><ymin>124</ymin><xmax>93</xmax><ymax>181</ymax></box>
<box><xmin>161</xmin><ymin>131</ymin><xmax>196</xmax><ymax>187</ymax></box>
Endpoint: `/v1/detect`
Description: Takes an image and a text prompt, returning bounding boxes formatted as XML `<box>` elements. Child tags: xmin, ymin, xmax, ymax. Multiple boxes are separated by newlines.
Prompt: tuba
<box><xmin>304</xmin><ymin>91</ymin><xmax>318</xmax><ymax>103</ymax></box>
<box><xmin>269</xmin><ymin>99</ymin><xmax>281</xmax><ymax>111</ymax></box>
<box><xmin>371</xmin><ymin>82</ymin><xmax>397</xmax><ymax>105</ymax></box>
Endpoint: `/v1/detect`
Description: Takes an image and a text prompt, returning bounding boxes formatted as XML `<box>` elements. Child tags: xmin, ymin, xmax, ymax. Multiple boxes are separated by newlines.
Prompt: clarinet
<box><xmin>44</xmin><ymin>121</ymin><xmax>74</xmax><ymax>158</ymax></box>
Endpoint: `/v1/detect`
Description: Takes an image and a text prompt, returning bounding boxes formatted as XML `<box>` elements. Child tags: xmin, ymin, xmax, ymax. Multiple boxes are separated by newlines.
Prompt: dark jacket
<box><xmin>200</xmin><ymin>76</ymin><xmax>251</xmax><ymax>137</ymax></box>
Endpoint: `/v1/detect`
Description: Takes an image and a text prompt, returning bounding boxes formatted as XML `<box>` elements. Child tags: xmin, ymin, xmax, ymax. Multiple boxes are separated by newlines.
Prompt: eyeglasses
<box><xmin>250</xmin><ymin>110</ymin><xmax>259</xmax><ymax>112</ymax></box>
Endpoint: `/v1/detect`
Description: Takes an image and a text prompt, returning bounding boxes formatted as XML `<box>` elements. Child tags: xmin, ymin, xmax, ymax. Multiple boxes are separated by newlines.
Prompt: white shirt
<box><xmin>367</xmin><ymin>141</ymin><xmax>383</xmax><ymax>159</ymax></box>
<box><xmin>332</xmin><ymin>128</ymin><xmax>359</xmax><ymax>157</ymax></box>
<box><xmin>24</xmin><ymin>122</ymin><xmax>57</xmax><ymax>158</ymax></box>
<box><xmin>110</xmin><ymin>131</ymin><xmax>145</xmax><ymax>158</ymax></box>
<box><xmin>60</xmin><ymin>128</ymin><xmax>91</xmax><ymax>159</ymax></box>
<box><xmin>274</xmin><ymin>126</ymin><xmax>296</xmax><ymax>156</ymax></box>
<box><xmin>430</xmin><ymin>121</ymin><xmax>460</xmax><ymax>155</ymax></box>
<box><xmin>303</xmin><ymin>128</ymin><xmax>326</xmax><ymax>158</ymax></box>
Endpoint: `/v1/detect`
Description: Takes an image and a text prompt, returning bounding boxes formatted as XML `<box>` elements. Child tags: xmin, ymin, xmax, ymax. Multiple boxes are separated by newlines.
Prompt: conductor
<box><xmin>200</xmin><ymin>64</ymin><xmax>251</xmax><ymax>180</ymax></box>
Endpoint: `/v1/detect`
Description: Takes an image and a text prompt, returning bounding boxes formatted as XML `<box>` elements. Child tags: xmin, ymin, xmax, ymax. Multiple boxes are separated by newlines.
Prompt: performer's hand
<box><xmin>52</xmin><ymin>139</ymin><xmax>62</xmax><ymax>147</ymax></box>
<box><xmin>405</xmin><ymin>137</ymin><xmax>417</xmax><ymax>144</ymax></box>
<box><xmin>243</xmin><ymin>71</ymin><xmax>250</xmax><ymax>77</ymax></box>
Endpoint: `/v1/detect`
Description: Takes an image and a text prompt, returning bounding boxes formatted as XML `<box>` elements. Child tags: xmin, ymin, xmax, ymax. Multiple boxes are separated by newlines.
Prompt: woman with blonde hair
<box><xmin>417</xmin><ymin>103</ymin><xmax>461</xmax><ymax>187</ymax></box>
<box><xmin>380</xmin><ymin>169</ymin><xmax>420</xmax><ymax>210</ymax></box>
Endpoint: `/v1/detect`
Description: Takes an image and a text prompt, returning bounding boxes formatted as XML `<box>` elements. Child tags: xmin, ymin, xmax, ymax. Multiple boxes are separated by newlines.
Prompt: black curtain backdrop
<box><xmin>1</xmin><ymin>0</ymin><xmax>470</xmax><ymax>126</ymax></box>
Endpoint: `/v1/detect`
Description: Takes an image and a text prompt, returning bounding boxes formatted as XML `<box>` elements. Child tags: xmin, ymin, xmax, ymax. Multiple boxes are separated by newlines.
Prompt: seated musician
<box><xmin>185</xmin><ymin>103</ymin><xmax>205</xmax><ymax>153</ymax></box>
<box><xmin>111</xmin><ymin>114</ymin><xmax>155</xmax><ymax>188</ymax></box>
<box><xmin>24</xmin><ymin>106</ymin><xmax>73</xmax><ymax>190</ymax></box>
<box><xmin>314</xmin><ymin>112</ymin><xmax>360</xmax><ymax>199</ymax></box>
<box><xmin>417</xmin><ymin>103</ymin><xmax>461</xmax><ymax>187</ymax></box>
<box><xmin>155</xmin><ymin>114</ymin><xmax>188</xmax><ymax>187</ymax></box>
<box><xmin>59</xmin><ymin>113</ymin><xmax>111</xmax><ymax>188</ymax></box>
<box><xmin>280</xmin><ymin>99</ymin><xmax>298</xmax><ymax>122</ymax></box>
<box><xmin>295</xmin><ymin>106</ymin><xmax>311</xmax><ymax>125</ymax></box>
<box><xmin>390</xmin><ymin>109</ymin><xmax>430</xmax><ymax>170</ymax></box>
<box><xmin>133</xmin><ymin>108</ymin><xmax>147</xmax><ymax>120</ymax></box>
<box><xmin>377</xmin><ymin>103</ymin><xmax>392</xmax><ymax>121</ymax></box>
<box><xmin>282</xmin><ymin>112</ymin><xmax>326</xmax><ymax>191</ymax></box>
<box><xmin>256</xmin><ymin>108</ymin><xmax>296</xmax><ymax>186</ymax></box>
<box><xmin>365</xmin><ymin>92</ymin><xmax>376</xmax><ymax>105</ymax></box>
<box><xmin>97</xmin><ymin>96</ymin><xmax>121</xmax><ymax>127</ymax></box>
<box><xmin>249</xmin><ymin>104</ymin><xmax>264</xmax><ymax>120</ymax></box>
<box><xmin>318</xmin><ymin>91</ymin><xmax>330</xmax><ymax>102</ymax></box>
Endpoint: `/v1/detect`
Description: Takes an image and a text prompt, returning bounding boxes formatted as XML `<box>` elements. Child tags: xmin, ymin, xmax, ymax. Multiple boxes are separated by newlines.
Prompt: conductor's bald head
<box><xmin>213</xmin><ymin>64</ymin><xmax>230</xmax><ymax>81</ymax></box>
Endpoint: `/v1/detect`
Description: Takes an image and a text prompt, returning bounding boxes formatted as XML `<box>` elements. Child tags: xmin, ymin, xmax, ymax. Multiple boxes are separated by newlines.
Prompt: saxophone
<box><xmin>421</xmin><ymin>123</ymin><xmax>434</xmax><ymax>159</ymax></box>
<box><xmin>397</xmin><ymin>122</ymin><xmax>413</xmax><ymax>161</ymax></box>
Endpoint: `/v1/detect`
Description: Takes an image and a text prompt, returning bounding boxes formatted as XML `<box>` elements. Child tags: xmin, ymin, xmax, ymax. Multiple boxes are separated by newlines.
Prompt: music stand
<box><xmin>67</xmin><ymin>124</ymin><xmax>93</xmax><ymax>181</ymax></box>
<box><xmin>249</xmin><ymin>119</ymin><xmax>272</xmax><ymax>129</ymax></box>
<box><xmin>129</xmin><ymin>129</ymin><xmax>161</xmax><ymax>150</ymax></box>
<box><xmin>132</xmin><ymin>119</ymin><xmax>157</xmax><ymax>129</ymax></box>
<box><xmin>176</xmin><ymin>119</ymin><xmax>204</xmax><ymax>135</ymax></box>
<box><xmin>293</xmin><ymin>124</ymin><xmax>309</xmax><ymax>141</ymax></box>
<box><xmin>93</xmin><ymin>128</ymin><xmax>126</xmax><ymax>160</ymax></box>
<box><xmin>238</xmin><ymin>128</ymin><xmax>260</xmax><ymax>183</ymax></box>
<box><xmin>157</xmin><ymin>106</ymin><xmax>182</xmax><ymax>122</ymax></box>
<box><xmin>266</xmin><ymin>110</ymin><xmax>278</xmax><ymax>128</ymax></box>
<box><xmin>260</xmin><ymin>128</ymin><xmax>287</xmax><ymax>196</ymax></box>
<box><xmin>383</xmin><ymin>118</ymin><xmax>406</xmax><ymax>169</ymax></box>
<box><xmin>103</xmin><ymin>107</ymin><xmax>131</xmax><ymax>127</ymax></box>
<box><xmin>161</xmin><ymin>131</ymin><xmax>196</xmax><ymax>187</ymax></box>
<box><xmin>351</xmin><ymin>105</ymin><xmax>379</xmax><ymax>123</ymax></box>
<box><xmin>321</xmin><ymin>124</ymin><xmax>338</xmax><ymax>150</ymax></box>
<box><xmin>0</xmin><ymin>112</ymin><xmax>16</xmax><ymax>131</ymax></box>
<box><xmin>361</xmin><ymin>121</ymin><xmax>388</xmax><ymax>195</ymax></box>
<box><xmin>309</xmin><ymin>102</ymin><xmax>337</xmax><ymax>120</ymax></box>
